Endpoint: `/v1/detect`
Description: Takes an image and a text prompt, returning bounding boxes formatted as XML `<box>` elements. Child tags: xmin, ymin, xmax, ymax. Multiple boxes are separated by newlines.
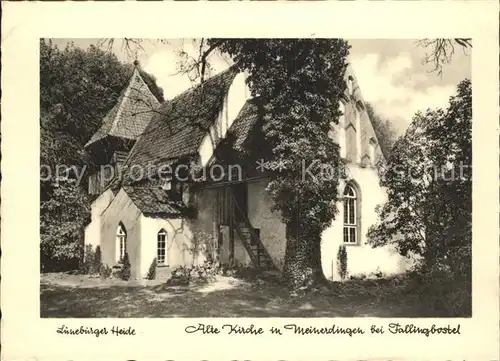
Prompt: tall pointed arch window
<box><xmin>116</xmin><ymin>223</ymin><xmax>127</xmax><ymax>262</ymax></box>
<box><xmin>347</xmin><ymin>75</ymin><xmax>354</xmax><ymax>96</ymax></box>
<box><xmin>343</xmin><ymin>184</ymin><xmax>359</xmax><ymax>244</ymax></box>
<box><xmin>157</xmin><ymin>229</ymin><xmax>167</xmax><ymax>265</ymax></box>
<box><xmin>369</xmin><ymin>137</ymin><xmax>378</xmax><ymax>166</ymax></box>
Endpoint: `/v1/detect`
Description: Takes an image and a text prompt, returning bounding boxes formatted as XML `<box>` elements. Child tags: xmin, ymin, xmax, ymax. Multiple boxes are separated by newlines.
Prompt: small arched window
<box><xmin>369</xmin><ymin>137</ymin><xmax>378</xmax><ymax>165</ymax></box>
<box><xmin>347</xmin><ymin>75</ymin><xmax>354</xmax><ymax>96</ymax></box>
<box><xmin>116</xmin><ymin>223</ymin><xmax>127</xmax><ymax>262</ymax></box>
<box><xmin>157</xmin><ymin>229</ymin><xmax>167</xmax><ymax>265</ymax></box>
<box><xmin>343</xmin><ymin>184</ymin><xmax>359</xmax><ymax>244</ymax></box>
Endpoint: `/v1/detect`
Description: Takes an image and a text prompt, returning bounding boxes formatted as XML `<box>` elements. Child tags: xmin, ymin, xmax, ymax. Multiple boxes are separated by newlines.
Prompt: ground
<box><xmin>40</xmin><ymin>270</ymin><xmax>461</xmax><ymax>318</ymax></box>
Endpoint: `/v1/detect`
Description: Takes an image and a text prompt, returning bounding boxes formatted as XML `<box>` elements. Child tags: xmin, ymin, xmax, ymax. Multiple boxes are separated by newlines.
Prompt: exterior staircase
<box><xmin>236</xmin><ymin>225</ymin><xmax>275</xmax><ymax>270</ymax></box>
<box><xmin>228</xmin><ymin>188</ymin><xmax>277</xmax><ymax>271</ymax></box>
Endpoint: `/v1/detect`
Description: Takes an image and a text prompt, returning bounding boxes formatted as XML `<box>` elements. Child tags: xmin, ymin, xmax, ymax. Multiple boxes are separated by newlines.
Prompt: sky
<box><xmin>52</xmin><ymin>38</ymin><xmax>471</xmax><ymax>135</ymax></box>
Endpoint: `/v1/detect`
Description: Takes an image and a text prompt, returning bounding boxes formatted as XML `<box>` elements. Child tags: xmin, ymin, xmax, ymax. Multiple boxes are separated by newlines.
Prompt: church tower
<box><xmin>84</xmin><ymin>62</ymin><xmax>161</xmax><ymax>195</ymax></box>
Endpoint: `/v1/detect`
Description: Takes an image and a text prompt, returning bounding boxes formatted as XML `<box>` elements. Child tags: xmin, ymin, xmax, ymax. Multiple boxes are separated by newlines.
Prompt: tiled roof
<box><xmin>85</xmin><ymin>67</ymin><xmax>161</xmax><ymax>148</ymax></box>
<box><xmin>120</xmin><ymin>101</ymin><xmax>259</xmax><ymax>215</ymax></box>
<box><xmin>123</xmin><ymin>186</ymin><xmax>185</xmax><ymax>216</ymax></box>
<box><xmin>123</xmin><ymin>66</ymin><xmax>238</xmax><ymax>174</ymax></box>
<box><xmin>226</xmin><ymin>100</ymin><xmax>260</xmax><ymax>151</ymax></box>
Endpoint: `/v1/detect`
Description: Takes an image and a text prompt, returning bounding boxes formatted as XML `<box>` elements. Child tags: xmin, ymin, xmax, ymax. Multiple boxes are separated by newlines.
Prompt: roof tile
<box><xmin>123</xmin><ymin>66</ymin><xmax>238</xmax><ymax>174</ymax></box>
<box><xmin>85</xmin><ymin>67</ymin><xmax>160</xmax><ymax>148</ymax></box>
<box><xmin>123</xmin><ymin>186</ymin><xmax>185</xmax><ymax>216</ymax></box>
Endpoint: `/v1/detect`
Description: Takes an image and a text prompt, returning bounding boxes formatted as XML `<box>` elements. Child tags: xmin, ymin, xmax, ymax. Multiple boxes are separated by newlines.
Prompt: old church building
<box><xmin>83</xmin><ymin>62</ymin><xmax>412</xmax><ymax>281</ymax></box>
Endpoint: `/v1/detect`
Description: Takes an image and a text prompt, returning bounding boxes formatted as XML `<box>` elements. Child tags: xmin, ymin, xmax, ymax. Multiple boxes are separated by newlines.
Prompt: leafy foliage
<box><xmin>40</xmin><ymin>39</ymin><xmax>163</xmax><ymax>271</ymax></box>
<box><xmin>336</xmin><ymin>245</ymin><xmax>348</xmax><ymax>280</ymax></box>
<box><xmin>119</xmin><ymin>252</ymin><xmax>132</xmax><ymax>280</ymax></box>
<box><xmin>93</xmin><ymin>246</ymin><xmax>102</xmax><ymax>274</ymax></box>
<box><xmin>147</xmin><ymin>258</ymin><xmax>157</xmax><ymax>280</ymax></box>
<box><xmin>79</xmin><ymin>245</ymin><xmax>94</xmax><ymax>275</ymax></box>
<box><xmin>210</xmin><ymin>39</ymin><xmax>350</xmax><ymax>288</ymax></box>
<box><xmin>79</xmin><ymin>245</ymin><xmax>103</xmax><ymax>275</ymax></box>
<box><xmin>166</xmin><ymin>261</ymin><xmax>224</xmax><ymax>286</ymax></box>
<box><xmin>367</xmin><ymin>79</ymin><xmax>472</xmax><ymax>274</ymax></box>
<box><xmin>364</xmin><ymin>102</ymin><xmax>398</xmax><ymax>158</ymax></box>
<box><xmin>410</xmin><ymin>263</ymin><xmax>471</xmax><ymax>316</ymax></box>
<box><xmin>40</xmin><ymin>179</ymin><xmax>90</xmax><ymax>272</ymax></box>
<box><xmin>100</xmin><ymin>264</ymin><xmax>113</xmax><ymax>279</ymax></box>
<box><xmin>40</xmin><ymin>39</ymin><xmax>163</xmax><ymax>149</ymax></box>
<box><xmin>184</xmin><ymin>231</ymin><xmax>219</xmax><ymax>265</ymax></box>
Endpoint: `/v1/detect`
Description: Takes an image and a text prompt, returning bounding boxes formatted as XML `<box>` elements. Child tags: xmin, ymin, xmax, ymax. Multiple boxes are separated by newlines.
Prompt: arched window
<box><xmin>369</xmin><ymin>137</ymin><xmax>377</xmax><ymax>166</ymax></box>
<box><xmin>157</xmin><ymin>229</ymin><xmax>167</xmax><ymax>265</ymax></box>
<box><xmin>347</xmin><ymin>75</ymin><xmax>354</xmax><ymax>96</ymax></box>
<box><xmin>343</xmin><ymin>184</ymin><xmax>359</xmax><ymax>244</ymax></box>
<box><xmin>116</xmin><ymin>223</ymin><xmax>127</xmax><ymax>262</ymax></box>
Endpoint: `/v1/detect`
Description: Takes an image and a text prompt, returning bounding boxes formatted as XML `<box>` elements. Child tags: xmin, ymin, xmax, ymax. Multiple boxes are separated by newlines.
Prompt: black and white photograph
<box><xmin>39</xmin><ymin>37</ymin><xmax>473</xmax><ymax>318</ymax></box>
<box><xmin>2</xmin><ymin>2</ymin><xmax>499</xmax><ymax>361</ymax></box>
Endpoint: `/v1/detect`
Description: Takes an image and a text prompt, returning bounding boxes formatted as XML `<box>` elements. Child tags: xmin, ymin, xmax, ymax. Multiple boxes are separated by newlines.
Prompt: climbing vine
<box><xmin>209</xmin><ymin>39</ymin><xmax>350</xmax><ymax>288</ymax></box>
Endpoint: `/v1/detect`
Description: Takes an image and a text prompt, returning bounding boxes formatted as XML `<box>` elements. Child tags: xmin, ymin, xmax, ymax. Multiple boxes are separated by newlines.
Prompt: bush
<box><xmin>184</xmin><ymin>231</ymin><xmax>219</xmax><ymax>264</ymax></box>
<box><xmin>349</xmin><ymin>273</ymin><xmax>367</xmax><ymax>281</ymax></box>
<box><xmin>367</xmin><ymin>267</ymin><xmax>385</xmax><ymax>279</ymax></box>
<box><xmin>40</xmin><ymin>180</ymin><xmax>90</xmax><ymax>273</ymax></box>
<box><xmin>412</xmin><ymin>260</ymin><xmax>471</xmax><ymax>317</ymax></box>
<box><xmin>111</xmin><ymin>265</ymin><xmax>122</xmax><ymax>279</ymax></box>
<box><xmin>337</xmin><ymin>245</ymin><xmax>348</xmax><ymax>280</ymax></box>
<box><xmin>166</xmin><ymin>261</ymin><xmax>223</xmax><ymax>286</ymax></box>
<box><xmin>92</xmin><ymin>246</ymin><xmax>102</xmax><ymax>274</ymax></box>
<box><xmin>100</xmin><ymin>264</ymin><xmax>112</xmax><ymax>279</ymax></box>
<box><xmin>80</xmin><ymin>245</ymin><xmax>103</xmax><ymax>275</ymax></box>
<box><xmin>79</xmin><ymin>244</ymin><xmax>94</xmax><ymax>275</ymax></box>
<box><xmin>79</xmin><ymin>262</ymin><xmax>90</xmax><ymax>275</ymax></box>
<box><xmin>374</xmin><ymin>268</ymin><xmax>384</xmax><ymax>278</ymax></box>
<box><xmin>146</xmin><ymin>258</ymin><xmax>157</xmax><ymax>280</ymax></box>
<box><xmin>167</xmin><ymin>266</ymin><xmax>191</xmax><ymax>286</ymax></box>
<box><xmin>119</xmin><ymin>252</ymin><xmax>131</xmax><ymax>280</ymax></box>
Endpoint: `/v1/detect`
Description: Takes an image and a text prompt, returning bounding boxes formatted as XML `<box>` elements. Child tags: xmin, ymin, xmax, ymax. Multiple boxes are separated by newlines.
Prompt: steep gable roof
<box><xmin>342</xmin><ymin>64</ymin><xmax>386</xmax><ymax>164</ymax></box>
<box><xmin>123</xmin><ymin>66</ymin><xmax>238</xmax><ymax>172</ymax></box>
<box><xmin>122</xmin><ymin>186</ymin><xmax>186</xmax><ymax>216</ymax></box>
<box><xmin>221</xmin><ymin>66</ymin><xmax>386</xmax><ymax>166</ymax></box>
<box><xmin>226</xmin><ymin>100</ymin><xmax>260</xmax><ymax>152</ymax></box>
<box><xmin>85</xmin><ymin>66</ymin><xmax>161</xmax><ymax>148</ymax></box>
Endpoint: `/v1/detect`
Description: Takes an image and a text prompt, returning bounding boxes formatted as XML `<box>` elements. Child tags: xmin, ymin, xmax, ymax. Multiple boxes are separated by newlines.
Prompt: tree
<box><xmin>209</xmin><ymin>39</ymin><xmax>350</xmax><ymax>288</ymax></box>
<box><xmin>40</xmin><ymin>39</ymin><xmax>164</xmax><ymax>151</ymax></box>
<box><xmin>417</xmin><ymin>38</ymin><xmax>472</xmax><ymax>75</ymax></box>
<box><xmin>40</xmin><ymin>179</ymin><xmax>90</xmax><ymax>272</ymax></box>
<box><xmin>147</xmin><ymin>258</ymin><xmax>157</xmax><ymax>280</ymax></box>
<box><xmin>103</xmin><ymin>38</ymin><xmax>350</xmax><ymax>289</ymax></box>
<box><xmin>120</xmin><ymin>252</ymin><xmax>132</xmax><ymax>281</ymax></box>
<box><xmin>367</xmin><ymin>79</ymin><xmax>471</xmax><ymax>272</ymax></box>
<box><xmin>40</xmin><ymin>39</ymin><xmax>164</xmax><ymax>271</ymax></box>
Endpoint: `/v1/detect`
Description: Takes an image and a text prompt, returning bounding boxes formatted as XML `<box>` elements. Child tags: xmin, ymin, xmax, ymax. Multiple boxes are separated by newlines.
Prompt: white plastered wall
<box><xmin>83</xmin><ymin>189</ymin><xmax>115</xmax><ymax>254</ymax></box>
<box><xmin>198</xmin><ymin>72</ymin><xmax>250</xmax><ymax>167</ymax></box>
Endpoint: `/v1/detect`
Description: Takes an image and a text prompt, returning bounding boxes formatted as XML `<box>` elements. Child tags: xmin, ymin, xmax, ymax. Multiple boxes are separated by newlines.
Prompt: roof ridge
<box><xmin>109</xmin><ymin>67</ymin><xmax>138</xmax><ymax>135</ymax></box>
<box><xmin>84</xmin><ymin>68</ymin><xmax>138</xmax><ymax>148</ymax></box>
<box><xmin>133</xmin><ymin>66</ymin><xmax>163</xmax><ymax>105</ymax></box>
<box><xmin>119</xmin><ymin>66</ymin><xmax>240</xmax><ymax>183</ymax></box>
<box><xmin>85</xmin><ymin>65</ymin><xmax>162</xmax><ymax>148</ymax></box>
<box><xmin>166</xmin><ymin>65</ymin><xmax>238</xmax><ymax>103</ymax></box>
